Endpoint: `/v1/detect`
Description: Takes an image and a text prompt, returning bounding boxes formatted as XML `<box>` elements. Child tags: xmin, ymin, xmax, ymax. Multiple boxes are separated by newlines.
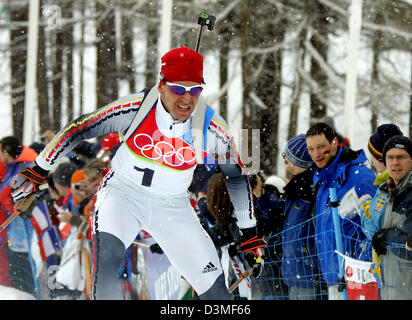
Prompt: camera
<box><xmin>248</xmin><ymin>171</ymin><xmax>264</xmax><ymax>189</ymax></box>
<box><xmin>72</xmin><ymin>183</ymin><xmax>84</xmax><ymax>190</ymax></box>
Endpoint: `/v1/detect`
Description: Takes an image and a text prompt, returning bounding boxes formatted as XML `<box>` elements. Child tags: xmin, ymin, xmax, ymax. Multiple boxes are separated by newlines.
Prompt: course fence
<box><xmin>0</xmin><ymin>190</ymin><xmax>411</xmax><ymax>300</ymax></box>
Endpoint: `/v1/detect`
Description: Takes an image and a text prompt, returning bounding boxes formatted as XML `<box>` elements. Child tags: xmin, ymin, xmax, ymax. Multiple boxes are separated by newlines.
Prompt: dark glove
<box><xmin>337</xmin><ymin>275</ymin><xmax>346</xmax><ymax>292</ymax></box>
<box><xmin>11</xmin><ymin>163</ymin><xmax>48</xmax><ymax>203</ymax></box>
<box><xmin>19</xmin><ymin>210</ymin><xmax>33</xmax><ymax>219</ymax></box>
<box><xmin>256</xmin><ymin>211</ymin><xmax>271</xmax><ymax>239</ymax></box>
<box><xmin>243</xmin><ymin>251</ymin><xmax>263</xmax><ymax>278</ymax></box>
<box><xmin>150</xmin><ymin>243</ymin><xmax>164</xmax><ymax>254</ymax></box>
<box><xmin>407</xmin><ymin>231</ymin><xmax>412</xmax><ymax>249</ymax></box>
<box><xmin>228</xmin><ymin>243</ymin><xmax>239</xmax><ymax>258</ymax></box>
<box><xmin>372</xmin><ymin>228</ymin><xmax>389</xmax><ymax>256</ymax></box>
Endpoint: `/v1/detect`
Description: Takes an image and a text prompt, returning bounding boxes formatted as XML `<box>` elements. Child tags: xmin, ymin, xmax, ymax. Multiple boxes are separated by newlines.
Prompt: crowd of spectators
<box><xmin>0</xmin><ymin>130</ymin><xmax>119</xmax><ymax>299</ymax></box>
<box><xmin>0</xmin><ymin>120</ymin><xmax>412</xmax><ymax>300</ymax></box>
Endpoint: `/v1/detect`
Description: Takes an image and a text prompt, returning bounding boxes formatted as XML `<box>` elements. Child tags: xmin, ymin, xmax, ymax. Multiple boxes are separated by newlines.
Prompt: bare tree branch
<box><xmin>317</xmin><ymin>0</ymin><xmax>412</xmax><ymax>41</ymax></box>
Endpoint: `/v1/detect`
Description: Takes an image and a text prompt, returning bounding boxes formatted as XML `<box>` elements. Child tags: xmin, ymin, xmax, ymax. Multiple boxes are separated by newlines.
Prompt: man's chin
<box><xmin>315</xmin><ymin>160</ymin><xmax>327</xmax><ymax>169</ymax></box>
<box><xmin>173</xmin><ymin>111</ymin><xmax>192</xmax><ymax>121</ymax></box>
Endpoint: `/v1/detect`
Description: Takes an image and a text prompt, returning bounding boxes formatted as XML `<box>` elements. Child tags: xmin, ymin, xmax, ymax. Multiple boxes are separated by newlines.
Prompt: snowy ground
<box><xmin>0</xmin><ymin>285</ymin><xmax>36</xmax><ymax>300</ymax></box>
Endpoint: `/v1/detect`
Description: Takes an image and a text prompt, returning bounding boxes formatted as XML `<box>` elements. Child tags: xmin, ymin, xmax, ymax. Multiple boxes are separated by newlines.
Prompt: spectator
<box><xmin>53</xmin><ymin>162</ymin><xmax>78</xmax><ymax>245</ymax></box>
<box><xmin>358</xmin><ymin>123</ymin><xmax>403</xmax><ymax>240</ymax></box>
<box><xmin>250</xmin><ymin>171</ymin><xmax>285</xmax><ymax>239</ymax></box>
<box><xmin>369</xmin><ymin>135</ymin><xmax>412</xmax><ymax>300</ymax></box>
<box><xmin>81</xmin><ymin>159</ymin><xmax>111</xmax><ymax>233</ymax></box>
<box><xmin>263</xmin><ymin>175</ymin><xmax>286</xmax><ymax>199</ymax></box>
<box><xmin>40</xmin><ymin>170</ymin><xmax>80</xmax><ymax>300</ymax></box>
<box><xmin>57</xmin><ymin>169</ymin><xmax>92</xmax><ymax>237</ymax></box>
<box><xmin>305</xmin><ymin>123</ymin><xmax>377</xmax><ymax>300</ymax></box>
<box><xmin>205</xmin><ymin>172</ymin><xmax>255</xmax><ymax>299</ymax></box>
<box><xmin>52</xmin><ymin>161</ymin><xmax>86</xmax><ymax>299</ymax></box>
<box><xmin>70</xmin><ymin>169</ymin><xmax>92</xmax><ymax>217</ymax></box>
<box><xmin>279</xmin><ymin>134</ymin><xmax>319</xmax><ymax>300</ymax></box>
<box><xmin>0</xmin><ymin>136</ymin><xmax>38</xmax><ymax>296</ymax></box>
<box><xmin>82</xmin><ymin>159</ymin><xmax>110</xmax><ymax>195</ymax></box>
<box><xmin>23</xmin><ymin>171</ymin><xmax>62</xmax><ymax>300</ymax></box>
<box><xmin>251</xmin><ymin>172</ymin><xmax>288</xmax><ymax>299</ymax></box>
<box><xmin>205</xmin><ymin>172</ymin><xmax>241</xmax><ymax>251</ymax></box>
<box><xmin>55</xmin><ymin>168</ymin><xmax>93</xmax><ymax>299</ymax></box>
<box><xmin>53</xmin><ymin>162</ymin><xmax>78</xmax><ymax>199</ymax></box>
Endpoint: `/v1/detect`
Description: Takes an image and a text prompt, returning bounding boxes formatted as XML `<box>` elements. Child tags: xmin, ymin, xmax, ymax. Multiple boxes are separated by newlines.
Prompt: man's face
<box><xmin>306</xmin><ymin>134</ymin><xmax>338</xmax><ymax>169</ymax></box>
<box><xmin>53</xmin><ymin>181</ymin><xmax>70</xmax><ymax>197</ymax></box>
<box><xmin>385</xmin><ymin>148</ymin><xmax>412</xmax><ymax>185</ymax></box>
<box><xmin>282</xmin><ymin>153</ymin><xmax>306</xmax><ymax>175</ymax></box>
<box><xmin>85</xmin><ymin>174</ymin><xmax>101</xmax><ymax>194</ymax></box>
<box><xmin>158</xmin><ymin>81</ymin><xmax>202</xmax><ymax>121</ymax></box>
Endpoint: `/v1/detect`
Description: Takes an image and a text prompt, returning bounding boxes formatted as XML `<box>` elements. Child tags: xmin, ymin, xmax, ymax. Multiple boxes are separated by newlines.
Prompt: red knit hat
<box><xmin>160</xmin><ymin>45</ymin><xmax>203</xmax><ymax>84</ymax></box>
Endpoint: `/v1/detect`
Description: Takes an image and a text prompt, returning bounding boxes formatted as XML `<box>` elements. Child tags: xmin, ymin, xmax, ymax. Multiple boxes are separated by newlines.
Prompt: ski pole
<box><xmin>228</xmin><ymin>270</ymin><xmax>251</xmax><ymax>294</ymax></box>
<box><xmin>195</xmin><ymin>13</ymin><xmax>216</xmax><ymax>52</ymax></box>
<box><xmin>228</xmin><ymin>257</ymin><xmax>262</xmax><ymax>294</ymax></box>
<box><xmin>0</xmin><ymin>183</ymin><xmax>48</xmax><ymax>232</ymax></box>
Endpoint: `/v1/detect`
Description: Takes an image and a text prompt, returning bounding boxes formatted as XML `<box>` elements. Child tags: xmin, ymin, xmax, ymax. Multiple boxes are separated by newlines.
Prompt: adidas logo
<box><xmin>202</xmin><ymin>262</ymin><xmax>218</xmax><ymax>273</ymax></box>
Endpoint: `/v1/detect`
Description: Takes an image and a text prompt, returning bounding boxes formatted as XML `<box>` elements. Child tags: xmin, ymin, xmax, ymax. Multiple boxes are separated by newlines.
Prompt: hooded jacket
<box><xmin>313</xmin><ymin>146</ymin><xmax>377</xmax><ymax>286</ymax></box>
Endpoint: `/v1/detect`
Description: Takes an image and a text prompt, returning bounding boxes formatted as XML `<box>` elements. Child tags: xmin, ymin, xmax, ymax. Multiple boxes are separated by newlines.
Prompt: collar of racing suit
<box><xmin>156</xmin><ymin>94</ymin><xmax>197</xmax><ymax>138</ymax></box>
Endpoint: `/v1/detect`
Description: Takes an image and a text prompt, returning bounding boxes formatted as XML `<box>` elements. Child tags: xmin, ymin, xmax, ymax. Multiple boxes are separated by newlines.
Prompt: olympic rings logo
<box><xmin>133</xmin><ymin>133</ymin><xmax>196</xmax><ymax>167</ymax></box>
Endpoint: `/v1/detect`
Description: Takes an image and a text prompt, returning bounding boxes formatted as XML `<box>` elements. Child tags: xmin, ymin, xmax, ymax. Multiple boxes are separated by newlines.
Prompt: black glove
<box><xmin>11</xmin><ymin>163</ymin><xmax>48</xmax><ymax>203</ymax></box>
<box><xmin>337</xmin><ymin>275</ymin><xmax>346</xmax><ymax>292</ymax></box>
<box><xmin>19</xmin><ymin>210</ymin><xmax>33</xmax><ymax>219</ymax></box>
<box><xmin>228</xmin><ymin>243</ymin><xmax>239</xmax><ymax>258</ymax></box>
<box><xmin>372</xmin><ymin>228</ymin><xmax>389</xmax><ymax>256</ymax></box>
<box><xmin>150</xmin><ymin>243</ymin><xmax>164</xmax><ymax>254</ymax></box>
<box><xmin>243</xmin><ymin>251</ymin><xmax>263</xmax><ymax>278</ymax></box>
<box><xmin>256</xmin><ymin>210</ymin><xmax>271</xmax><ymax>239</ymax></box>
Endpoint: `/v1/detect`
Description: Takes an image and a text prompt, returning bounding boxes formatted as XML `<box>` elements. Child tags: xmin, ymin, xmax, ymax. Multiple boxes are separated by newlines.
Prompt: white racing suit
<box><xmin>35</xmin><ymin>90</ymin><xmax>256</xmax><ymax>299</ymax></box>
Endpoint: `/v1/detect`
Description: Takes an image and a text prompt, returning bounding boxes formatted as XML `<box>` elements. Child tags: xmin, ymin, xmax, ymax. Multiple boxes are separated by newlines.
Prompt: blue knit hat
<box><xmin>284</xmin><ymin>134</ymin><xmax>313</xmax><ymax>168</ymax></box>
<box><xmin>368</xmin><ymin>123</ymin><xmax>403</xmax><ymax>161</ymax></box>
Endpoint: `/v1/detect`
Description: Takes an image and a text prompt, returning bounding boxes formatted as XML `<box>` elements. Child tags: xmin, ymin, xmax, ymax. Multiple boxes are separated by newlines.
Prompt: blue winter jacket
<box><xmin>280</xmin><ymin>168</ymin><xmax>319</xmax><ymax>288</ymax></box>
<box><xmin>313</xmin><ymin>147</ymin><xmax>377</xmax><ymax>286</ymax></box>
<box><xmin>256</xmin><ymin>168</ymin><xmax>319</xmax><ymax>288</ymax></box>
